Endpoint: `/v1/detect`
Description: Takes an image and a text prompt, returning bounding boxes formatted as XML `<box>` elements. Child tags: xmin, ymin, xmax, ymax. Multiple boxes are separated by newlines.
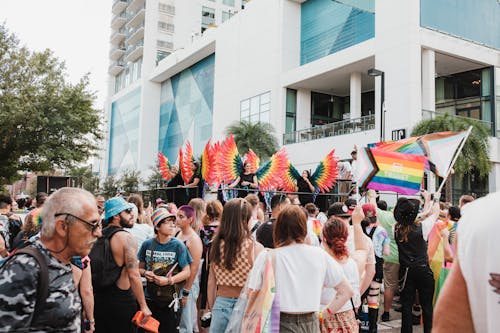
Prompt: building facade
<box><xmin>103</xmin><ymin>0</ymin><xmax>500</xmax><ymax>195</ymax></box>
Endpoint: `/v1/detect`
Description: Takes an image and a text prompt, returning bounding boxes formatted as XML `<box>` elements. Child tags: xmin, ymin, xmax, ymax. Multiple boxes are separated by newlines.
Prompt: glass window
<box><xmin>223</xmin><ymin>0</ymin><xmax>235</xmax><ymax>6</ymax></box>
<box><xmin>286</xmin><ymin>89</ymin><xmax>297</xmax><ymax>134</ymax></box>
<box><xmin>240</xmin><ymin>91</ymin><xmax>272</xmax><ymax>124</ymax></box>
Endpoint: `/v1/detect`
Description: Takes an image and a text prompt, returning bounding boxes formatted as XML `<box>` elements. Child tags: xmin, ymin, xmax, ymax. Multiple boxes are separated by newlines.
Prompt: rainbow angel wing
<box><xmin>281</xmin><ymin>161</ymin><xmax>301</xmax><ymax>192</ymax></box>
<box><xmin>220</xmin><ymin>135</ymin><xmax>243</xmax><ymax>184</ymax></box>
<box><xmin>211</xmin><ymin>140</ymin><xmax>223</xmax><ymax>187</ymax></box>
<box><xmin>256</xmin><ymin>148</ymin><xmax>288</xmax><ymax>191</ymax></box>
<box><xmin>309</xmin><ymin>149</ymin><xmax>339</xmax><ymax>193</ymax></box>
<box><xmin>245</xmin><ymin>149</ymin><xmax>260</xmax><ymax>173</ymax></box>
<box><xmin>158</xmin><ymin>152</ymin><xmax>173</xmax><ymax>181</ymax></box>
<box><xmin>180</xmin><ymin>141</ymin><xmax>194</xmax><ymax>184</ymax></box>
<box><xmin>200</xmin><ymin>140</ymin><xmax>211</xmax><ymax>183</ymax></box>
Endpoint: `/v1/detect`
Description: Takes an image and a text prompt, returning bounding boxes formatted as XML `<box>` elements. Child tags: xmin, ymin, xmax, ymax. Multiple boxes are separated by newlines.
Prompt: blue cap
<box><xmin>104</xmin><ymin>197</ymin><xmax>134</xmax><ymax>221</ymax></box>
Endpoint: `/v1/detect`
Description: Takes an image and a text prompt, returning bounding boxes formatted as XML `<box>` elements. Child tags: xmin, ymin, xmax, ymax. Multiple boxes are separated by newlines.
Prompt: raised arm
<box><xmin>123</xmin><ymin>234</ymin><xmax>152</xmax><ymax>318</ymax></box>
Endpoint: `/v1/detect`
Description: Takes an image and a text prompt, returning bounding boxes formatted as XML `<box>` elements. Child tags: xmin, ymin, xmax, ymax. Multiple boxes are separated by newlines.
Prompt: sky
<box><xmin>0</xmin><ymin>0</ymin><xmax>112</xmax><ymax>108</ymax></box>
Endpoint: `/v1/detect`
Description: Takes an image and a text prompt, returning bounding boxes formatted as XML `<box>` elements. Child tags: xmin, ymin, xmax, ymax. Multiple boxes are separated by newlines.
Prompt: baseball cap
<box><xmin>104</xmin><ymin>197</ymin><xmax>134</xmax><ymax>221</ymax></box>
<box><xmin>151</xmin><ymin>208</ymin><xmax>176</xmax><ymax>227</ymax></box>
<box><xmin>327</xmin><ymin>202</ymin><xmax>351</xmax><ymax>218</ymax></box>
<box><xmin>362</xmin><ymin>203</ymin><xmax>377</xmax><ymax>223</ymax></box>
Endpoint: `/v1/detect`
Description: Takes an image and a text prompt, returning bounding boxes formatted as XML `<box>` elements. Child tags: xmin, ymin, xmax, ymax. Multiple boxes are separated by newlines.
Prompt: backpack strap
<box><xmin>368</xmin><ymin>226</ymin><xmax>377</xmax><ymax>240</ymax></box>
<box><xmin>12</xmin><ymin>247</ymin><xmax>49</xmax><ymax>324</ymax></box>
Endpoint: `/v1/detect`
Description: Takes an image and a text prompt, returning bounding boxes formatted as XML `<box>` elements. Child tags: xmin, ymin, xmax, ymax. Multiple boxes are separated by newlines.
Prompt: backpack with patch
<box><xmin>89</xmin><ymin>226</ymin><xmax>125</xmax><ymax>291</ymax></box>
<box><xmin>0</xmin><ymin>246</ymin><xmax>49</xmax><ymax>323</ymax></box>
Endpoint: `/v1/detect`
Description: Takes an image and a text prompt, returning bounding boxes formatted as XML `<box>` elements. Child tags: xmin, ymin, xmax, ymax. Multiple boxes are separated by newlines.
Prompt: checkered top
<box><xmin>213</xmin><ymin>239</ymin><xmax>254</xmax><ymax>287</ymax></box>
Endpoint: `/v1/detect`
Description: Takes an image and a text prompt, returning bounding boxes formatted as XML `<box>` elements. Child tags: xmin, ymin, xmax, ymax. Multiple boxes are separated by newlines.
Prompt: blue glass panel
<box><xmin>158</xmin><ymin>54</ymin><xmax>215</xmax><ymax>163</ymax></box>
<box><xmin>421</xmin><ymin>0</ymin><xmax>500</xmax><ymax>50</ymax></box>
<box><xmin>108</xmin><ymin>88</ymin><xmax>141</xmax><ymax>175</ymax></box>
<box><xmin>301</xmin><ymin>0</ymin><xmax>374</xmax><ymax>65</ymax></box>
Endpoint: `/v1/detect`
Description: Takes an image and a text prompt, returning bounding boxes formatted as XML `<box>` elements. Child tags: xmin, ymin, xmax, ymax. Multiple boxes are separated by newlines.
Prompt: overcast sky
<box><xmin>0</xmin><ymin>0</ymin><xmax>111</xmax><ymax>108</ymax></box>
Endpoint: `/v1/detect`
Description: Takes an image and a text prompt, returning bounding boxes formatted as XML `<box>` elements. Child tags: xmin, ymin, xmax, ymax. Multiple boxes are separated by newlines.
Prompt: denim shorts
<box><xmin>209</xmin><ymin>296</ymin><xmax>238</xmax><ymax>333</ymax></box>
<box><xmin>179</xmin><ymin>278</ymin><xmax>200</xmax><ymax>333</ymax></box>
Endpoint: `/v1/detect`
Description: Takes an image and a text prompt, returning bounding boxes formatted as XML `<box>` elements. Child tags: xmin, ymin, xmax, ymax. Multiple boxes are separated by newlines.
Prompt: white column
<box><xmin>296</xmin><ymin>89</ymin><xmax>311</xmax><ymax>130</ymax></box>
<box><xmin>350</xmin><ymin>72</ymin><xmax>362</xmax><ymax>119</ymax></box>
<box><xmin>422</xmin><ymin>48</ymin><xmax>436</xmax><ymax>112</ymax></box>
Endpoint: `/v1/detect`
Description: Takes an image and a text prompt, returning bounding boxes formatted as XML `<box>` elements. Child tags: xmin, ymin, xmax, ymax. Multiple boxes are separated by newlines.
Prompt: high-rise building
<box><xmin>103</xmin><ymin>0</ymin><xmax>500</xmax><ymax>199</ymax></box>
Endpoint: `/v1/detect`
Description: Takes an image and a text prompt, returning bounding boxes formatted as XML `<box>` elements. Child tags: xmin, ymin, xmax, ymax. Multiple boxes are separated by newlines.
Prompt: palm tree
<box><xmin>225</xmin><ymin>121</ymin><xmax>279</xmax><ymax>160</ymax></box>
<box><xmin>411</xmin><ymin>113</ymin><xmax>491</xmax><ymax>201</ymax></box>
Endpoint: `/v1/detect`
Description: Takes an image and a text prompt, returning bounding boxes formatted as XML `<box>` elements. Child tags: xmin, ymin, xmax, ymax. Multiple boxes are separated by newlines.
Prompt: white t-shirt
<box><xmin>321</xmin><ymin>257</ymin><xmax>360</xmax><ymax>313</ymax></box>
<box><xmin>457</xmin><ymin>191</ymin><xmax>500</xmax><ymax>333</ymax></box>
<box><xmin>247</xmin><ymin>244</ymin><xmax>345</xmax><ymax>313</ymax></box>
<box><xmin>126</xmin><ymin>223</ymin><xmax>154</xmax><ymax>251</ymax></box>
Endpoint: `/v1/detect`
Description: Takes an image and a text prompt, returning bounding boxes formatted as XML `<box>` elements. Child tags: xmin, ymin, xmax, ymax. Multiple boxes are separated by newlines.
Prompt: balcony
<box><xmin>421</xmin><ymin>109</ymin><xmax>494</xmax><ymax>135</ymax></box>
<box><xmin>125</xmin><ymin>41</ymin><xmax>144</xmax><ymax>62</ymax></box>
<box><xmin>125</xmin><ymin>23</ymin><xmax>144</xmax><ymax>45</ymax></box>
<box><xmin>108</xmin><ymin>60</ymin><xmax>125</xmax><ymax>75</ymax></box>
<box><xmin>127</xmin><ymin>0</ymin><xmax>145</xmax><ymax>13</ymax></box>
<box><xmin>126</xmin><ymin>4</ymin><xmax>145</xmax><ymax>29</ymax></box>
<box><xmin>112</xmin><ymin>0</ymin><xmax>129</xmax><ymax>15</ymax></box>
<box><xmin>283</xmin><ymin>114</ymin><xmax>375</xmax><ymax>145</ymax></box>
<box><xmin>110</xmin><ymin>27</ymin><xmax>127</xmax><ymax>45</ymax></box>
<box><xmin>109</xmin><ymin>45</ymin><xmax>126</xmax><ymax>60</ymax></box>
<box><xmin>111</xmin><ymin>12</ymin><xmax>128</xmax><ymax>29</ymax></box>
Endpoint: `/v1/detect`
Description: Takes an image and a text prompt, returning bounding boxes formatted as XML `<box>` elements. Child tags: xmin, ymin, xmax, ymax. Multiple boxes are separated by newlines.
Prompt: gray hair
<box><xmin>41</xmin><ymin>187</ymin><xmax>96</xmax><ymax>237</ymax></box>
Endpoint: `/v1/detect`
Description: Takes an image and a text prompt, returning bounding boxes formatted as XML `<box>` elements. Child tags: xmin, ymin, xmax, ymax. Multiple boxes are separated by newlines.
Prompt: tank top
<box><xmin>213</xmin><ymin>239</ymin><xmax>254</xmax><ymax>287</ymax></box>
<box><xmin>396</xmin><ymin>224</ymin><xmax>429</xmax><ymax>267</ymax></box>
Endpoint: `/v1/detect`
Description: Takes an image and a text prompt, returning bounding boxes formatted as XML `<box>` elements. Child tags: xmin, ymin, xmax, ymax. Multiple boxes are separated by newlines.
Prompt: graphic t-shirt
<box><xmin>365</xmin><ymin>225</ymin><xmax>390</xmax><ymax>258</ymax></box>
<box><xmin>138</xmin><ymin>237</ymin><xmax>192</xmax><ymax>298</ymax></box>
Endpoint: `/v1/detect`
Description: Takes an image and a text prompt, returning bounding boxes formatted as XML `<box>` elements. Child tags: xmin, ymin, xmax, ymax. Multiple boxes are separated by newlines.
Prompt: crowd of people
<box><xmin>0</xmin><ymin>183</ymin><xmax>497</xmax><ymax>333</ymax></box>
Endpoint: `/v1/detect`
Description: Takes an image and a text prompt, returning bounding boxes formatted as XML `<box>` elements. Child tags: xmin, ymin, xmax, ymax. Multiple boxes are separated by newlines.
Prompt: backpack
<box><xmin>89</xmin><ymin>226</ymin><xmax>126</xmax><ymax>291</ymax></box>
<box><xmin>0</xmin><ymin>246</ymin><xmax>49</xmax><ymax>323</ymax></box>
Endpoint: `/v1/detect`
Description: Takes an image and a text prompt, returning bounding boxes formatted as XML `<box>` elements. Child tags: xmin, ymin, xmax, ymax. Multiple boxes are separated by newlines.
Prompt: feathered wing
<box><xmin>158</xmin><ymin>152</ymin><xmax>173</xmax><ymax>181</ymax></box>
<box><xmin>180</xmin><ymin>141</ymin><xmax>194</xmax><ymax>184</ymax></box>
<box><xmin>200</xmin><ymin>140</ymin><xmax>212</xmax><ymax>184</ymax></box>
<box><xmin>281</xmin><ymin>160</ymin><xmax>301</xmax><ymax>192</ymax></box>
<box><xmin>220</xmin><ymin>135</ymin><xmax>243</xmax><ymax>184</ymax></box>
<box><xmin>211</xmin><ymin>140</ymin><xmax>223</xmax><ymax>187</ymax></box>
<box><xmin>309</xmin><ymin>149</ymin><xmax>339</xmax><ymax>193</ymax></box>
<box><xmin>245</xmin><ymin>149</ymin><xmax>260</xmax><ymax>173</ymax></box>
<box><xmin>256</xmin><ymin>148</ymin><xmax>288</xmax><ymax>192</ymax></box>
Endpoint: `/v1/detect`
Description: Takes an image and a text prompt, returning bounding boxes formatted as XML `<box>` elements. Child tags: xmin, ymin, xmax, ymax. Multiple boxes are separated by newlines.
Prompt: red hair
<box><xmin>322</xmin><ymin>216</ymin><xmax>349</xmax><ymax>259</ymax></box>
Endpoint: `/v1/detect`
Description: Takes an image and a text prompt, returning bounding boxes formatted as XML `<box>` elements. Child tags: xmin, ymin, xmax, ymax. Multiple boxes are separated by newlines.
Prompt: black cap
<box><xmin>393</xmin><ymin>198</ymin><xmax>420</xmax><ymax>226</ymax></box>
<box><xmin>327</xmin><ymin>202</ymin><xmax>351</xmax><ymax>218</ymax></box>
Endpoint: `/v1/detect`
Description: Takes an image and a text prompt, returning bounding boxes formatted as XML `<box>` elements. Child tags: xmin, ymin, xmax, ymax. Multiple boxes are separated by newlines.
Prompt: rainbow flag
<box><xmin>356</xmin><ymin>147</ymin><xmax>379</xmax><ymax>189</ymax></box>
<box><xmin>367</xmin><ymin>149</ymin><xmax>426</xmax><ymax>195</ymax></box>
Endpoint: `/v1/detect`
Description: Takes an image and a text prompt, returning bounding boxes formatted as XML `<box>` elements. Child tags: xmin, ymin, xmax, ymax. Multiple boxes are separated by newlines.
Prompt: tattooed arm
<box><xmin>123</xmin><ymin>234</ymin><xmax>152</xmax><ymax>318</ymax></box>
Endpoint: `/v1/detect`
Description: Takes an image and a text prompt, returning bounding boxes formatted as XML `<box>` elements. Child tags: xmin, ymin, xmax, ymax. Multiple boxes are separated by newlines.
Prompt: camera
<box><xmin>200</xmin><ymin>311</ymin><xmax>212</xmax><ymax>328</ymax></box>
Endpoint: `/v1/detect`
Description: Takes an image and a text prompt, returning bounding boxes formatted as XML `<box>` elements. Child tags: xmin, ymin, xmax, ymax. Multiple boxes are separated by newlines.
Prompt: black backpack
<box><xmin>89</xmin><ymin>226</ymin><xmax>125</xmax><ymax>291</ymax></box>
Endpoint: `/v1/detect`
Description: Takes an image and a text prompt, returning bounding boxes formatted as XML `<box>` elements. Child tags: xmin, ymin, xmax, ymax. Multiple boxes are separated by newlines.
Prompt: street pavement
<box><xmin>376</xmin><ymin>294</ymin><xmax>424</xmax><ymax>333</ymax></box>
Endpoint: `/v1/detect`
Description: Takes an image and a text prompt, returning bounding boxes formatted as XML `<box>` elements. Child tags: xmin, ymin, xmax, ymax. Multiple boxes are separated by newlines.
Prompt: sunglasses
<box><xmin>55</xmin><ymin>213</ymin><xmax>102</xmax><ymax>233</ymax></box>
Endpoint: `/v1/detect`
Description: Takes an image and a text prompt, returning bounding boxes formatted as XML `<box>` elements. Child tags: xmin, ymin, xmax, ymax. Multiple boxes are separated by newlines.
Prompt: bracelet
<box><xmin>84</xmin><ymin>319</ymin><xmax>95</xmax><ymax>324</ymax></box>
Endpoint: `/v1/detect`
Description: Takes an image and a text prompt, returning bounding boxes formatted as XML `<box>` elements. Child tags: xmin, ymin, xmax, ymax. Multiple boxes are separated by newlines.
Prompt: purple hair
<box><xmin>178</xmin><ymin>205</ymin><xmax>195</xmax><ymax>219</ymax></box>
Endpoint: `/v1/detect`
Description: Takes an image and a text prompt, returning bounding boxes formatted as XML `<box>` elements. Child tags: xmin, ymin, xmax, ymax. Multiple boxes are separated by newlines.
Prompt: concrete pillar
<box><xmin>350</xmin><ymin>72</ymin><xmax>362</xmax><ymax>119</ymax></box>
<box><xmin>422</xmin><ymin>49</ymin><xmax>436</xmax><ymax>113</ymax></box>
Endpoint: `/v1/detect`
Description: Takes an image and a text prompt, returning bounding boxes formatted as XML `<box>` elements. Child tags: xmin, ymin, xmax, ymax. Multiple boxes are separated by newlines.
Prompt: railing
<box><xmin>283</xmin><ymin>114</ymin><xmax>375</xmax><ymax>145</ymax></box>
<box><xmin>111</xmin><ymin>11</ymin><xmax>128</xmax><ymax>25</ymax></box>
<box><xmin>109</xmin><ymin>44</ymin><xmax>126</xmax><ymax>57</ymax></box>
<box><xmin>125</xmin><ymin>41</ymin><xmax>144</xmax><ymax>57</ymax></box>
<box><xmin>128</xmin><ymin>4</ymin><xmax>146</xmax><ymax>19</ymax></box>
<box><xmin>421</xmin><ymin>109</ymin><xmax>494</xmax><ymax>134</ymax></box>
<box><xmin>127</xmin><ymin>23</ymin><xmax>145</xmax><ymax>37</ymax></box>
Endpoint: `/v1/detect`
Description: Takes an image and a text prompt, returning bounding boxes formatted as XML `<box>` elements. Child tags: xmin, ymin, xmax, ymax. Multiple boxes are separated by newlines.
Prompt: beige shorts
<box><xmin>383</xmin><ymin>261</ymin><xmax>400</xmax><ymax>291</ymax></box>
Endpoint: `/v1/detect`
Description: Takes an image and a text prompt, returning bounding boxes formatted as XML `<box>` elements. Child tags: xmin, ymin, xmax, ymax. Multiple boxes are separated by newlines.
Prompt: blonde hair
<box><xmin>188</xmin><ymin>198</ymin><xmax>206</xmax><ymax>231</ymax></box>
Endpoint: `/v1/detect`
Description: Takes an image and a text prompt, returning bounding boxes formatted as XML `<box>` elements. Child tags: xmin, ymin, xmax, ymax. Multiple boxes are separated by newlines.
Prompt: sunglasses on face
<box><xmin>55</xmin><ymin>213</ymin><xmax>102</xmax><ymax>233</ymax></box>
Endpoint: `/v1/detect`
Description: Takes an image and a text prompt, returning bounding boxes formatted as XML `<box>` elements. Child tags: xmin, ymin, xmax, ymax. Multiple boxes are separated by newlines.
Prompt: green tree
<box><xmin>68</xmin><ymin>165</ymin><xmax>100</xmax><ymax>194</ymax></box>
<box><xmin>0</xmin><ymin>24</ymin><xmax>103</xmax><ymax>184</ymax></box>
<box><xmin>411</xmin><ymin>113</ymin><xmax>491</xmax><ymax>201</ymax></box>
<box><xmin>225</xmin><ymin>121</ymin><xmax>279</xmax><ymax>160</ymax></box>
<box><xmin>102</xmin><ymin>175</ymin><xmax>119</xmax><ymax>198</ymax></box>
<box><xmin>143</xmin><ymin>164</ymin><xmax>165</xmax><ymax>190</ymax></box>
<box><xmin>119</xmin><ymin>169</ymin><xmax>141</xmax><ymax>195</ymax></box>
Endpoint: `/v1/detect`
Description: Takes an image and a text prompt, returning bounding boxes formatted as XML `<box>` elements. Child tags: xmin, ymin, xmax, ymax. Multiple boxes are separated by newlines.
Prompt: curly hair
<box><xmin>322</xmin><ymin>216</ymin><xmax>349</xmax><ymax>259</ymax></box>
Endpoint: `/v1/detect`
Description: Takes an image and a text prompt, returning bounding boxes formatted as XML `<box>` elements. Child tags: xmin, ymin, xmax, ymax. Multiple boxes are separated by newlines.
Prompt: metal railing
<box><xmin>283</xmin><ymin>114</ymin><xmax>375</xmax><ymax>145</ymax></box>
<box><xmin>421</xmin><ymin>109</ymin><xmax>494</xmax><ymax>134</ymax></box>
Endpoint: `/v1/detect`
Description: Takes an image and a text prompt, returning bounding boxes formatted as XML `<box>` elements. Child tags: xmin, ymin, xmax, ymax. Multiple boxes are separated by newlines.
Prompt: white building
<box><xmin>104</xmin><ymin>0</ymin><xmax>500</xmax><ymax>199</ymax></box>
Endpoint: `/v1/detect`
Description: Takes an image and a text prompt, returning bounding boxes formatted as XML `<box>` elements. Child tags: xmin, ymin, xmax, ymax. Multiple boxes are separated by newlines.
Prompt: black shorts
<box><xmin>374</xmin><ymin>256</ymin><xmax>384</xmax><ymax>283</ymax></box>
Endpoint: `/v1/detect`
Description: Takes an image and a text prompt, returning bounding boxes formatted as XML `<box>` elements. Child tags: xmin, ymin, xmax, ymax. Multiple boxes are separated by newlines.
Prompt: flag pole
<box><xmin>437</xmin><ymin>126</ymin><xmax>473</xmax><ymax>194</ymax></box>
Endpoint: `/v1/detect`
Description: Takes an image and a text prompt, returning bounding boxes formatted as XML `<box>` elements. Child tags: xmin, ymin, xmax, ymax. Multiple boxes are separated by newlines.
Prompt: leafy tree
<box><xmin>102</xmin><ymin>175</ymin><xmax>119</xmax><ymax>198</ymax></box>
<box><xmin>0</xmin><ymin>24</ymin><xmax>103</xmax><ymax>184</ymax></box>
<box><xmin>411</xmin><ymin>113</ymin><xmax>491</xmax><ymax>201</ymax></box>
<box><xmin>143</xmin><ymin>164</ymin><xmax>165</xmax><ymax>190</ymax></box>
<box><xmin>69</xmin><ymin>165</ymin><xmax>100</xmax><ymax>194</ymax></box>
<box><xmin>225</xmin><ymin>121</ymin><xmax>279</xmax><ymax>160</ymax></box>
<box><xmin>119</xmin><ymin>169</ymin><xmax>141</xmax><ymax>195</ymax></box>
